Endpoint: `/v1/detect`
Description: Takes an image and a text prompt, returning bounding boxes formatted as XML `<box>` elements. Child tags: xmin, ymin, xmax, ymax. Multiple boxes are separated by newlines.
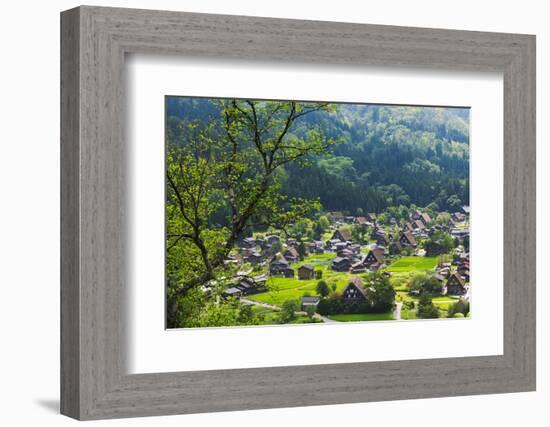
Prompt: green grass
<box><xmin>248</xmin><ymin>253</ymin><xmax>353</xmax><ymax>307</ymax></box>
<box><xmin>384</xmin><ymin>256</ymin><xmax>438</xmax><ymax>273</ymax></box>
<box><xmin>328</xmin><ymin>312</ymin><xmax>395</xmax><ymax>322</ymax></box>
<box><xmin>400</xmin><ymin>308</ymin><xmax>417</xmax><ymax>320</ymax></box>
<box><xmin>247</xmin><ymin>254</ymin><xmax>440</xmax><ymax>313</ymax></box>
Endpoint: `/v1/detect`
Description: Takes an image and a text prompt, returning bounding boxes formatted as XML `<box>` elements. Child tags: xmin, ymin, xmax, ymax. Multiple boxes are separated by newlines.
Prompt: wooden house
<box><xmin>445</xmin><ymin>272</ymin><xmax>467</xmax><ymax>295</ymax></box>
<box><xmin>223</xmin><ymin>287</ymin><xmax>242</xmax><ymax>299</ymax></box>
<box><xmin>240</xmin><ymin>236</ymin><xmax>257</xmax><ymax>249</ymax></box>
<box><xmin>307</xmin><ymin>240</ymin><xmax>324</xmax><ymax>254</ymax></box>
<box><xmin>349</xmin><ymin>244</ymin><xmax>362</xmax><ymax>254</ymax></box>
<box><xmin>420</xmin><ymin>212</ymin><xmax>432</xmax><ymax>226</ymax></box>
<box><xmin>399</xmin><ymin>231</ymin><xmax>417</xmax><ymax>247</ymax></box>
<box><xmin>332</xmin><ymin>228</ymin><xmax>353</xmax><ymax>242</ymax></box>
<box><xmin>342</xmin><ymin>276</ymin><xmax>367</xmax><ymax>301</ymax></box>
<box><xmin>298</xmin><ymin>264</ymin><xmax>315</xmax><ymax>280</ymax></box>
<box><xmin>355</xmin><ymin>216</ymin><xmax>368</xmax><ymax>226</ymax></box>
<box><xmin>246</xmin><ymin>251</ymin><xmax>263</xmax><ymax>264</ymax></box>
<box><xmin>451</xmin><ymin>212</ymin><xmax>466</xmax><ymax>222</ymax></box>
<box><xmin>412</xmin><ymin>219</ymin><xmax>425</xmax><ymax>230</ymax></box>
<box><xmin>337</xmin><ymin>248</ymin><xmax>355</xmax><ymax>260</ymax></box>
<box><xmin>411</xmin><ymin>209</ymin><xmax>421</xmax><ymax>220</ymax></box>
<box><xmin>365</xmin><ymin>213</ymin><xmax>377</xmax><ymax>223</ymax></box>
<box><xmin>350</xmin><ymin>257</ymin><xmax>368</xmax><ymax>274</ymax></box>
<box><xmin>269</xmin><ymin>254</ymin><xmax>290</xmax><ymax>275</ymax></box>
<box><xmin>365</xmin><ymin>248</ymin><xmax>385</xmax><ymax>266</ymax></box>
<box><xmin>331</xmin><ymin>256</ymin><xmax>351</xmax><ymax>272</ymax></box>
<box><xmin>283</xmin><ymin>247</ymin><xmax>300</xmax><ymax>263</ymax></box>
<box><xmin>403</xmin><ymin>222</ymin><xmax>414</xmax><ymax>233</ymax></box>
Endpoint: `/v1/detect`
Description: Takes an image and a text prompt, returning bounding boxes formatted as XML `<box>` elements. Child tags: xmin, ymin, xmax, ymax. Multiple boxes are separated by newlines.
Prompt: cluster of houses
<box><xmin>223</xmin><ymin>274</ymin><xmax>268</xmax><ymax>298</ymax></box>
<box><xmin>443</xmin><ymin>251</ymin><xmax>470</xmax><ymax>297</ymax></box>
<box><xmin>223</xmin><ymin>206</ymin><xmax>470</xmax><ymax>302</ymax></box>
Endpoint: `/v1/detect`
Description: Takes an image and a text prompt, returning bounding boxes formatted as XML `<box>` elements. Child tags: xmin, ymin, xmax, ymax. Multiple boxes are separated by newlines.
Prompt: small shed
<box><xmin>298</xmin><ymin>264</ymin><xmax>315</xmax><ymax>280</ymax></box>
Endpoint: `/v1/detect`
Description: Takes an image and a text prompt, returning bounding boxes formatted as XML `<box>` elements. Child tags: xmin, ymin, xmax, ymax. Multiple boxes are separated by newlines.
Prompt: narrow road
<box><xmin>314</xmin><ymin>314</ymin><xmax>338</xmax><ymax>323</ymax></box>
<box><xmin>241</xmin><ymin>298</ymin><xmax>280</xmax><ymax>310</ymax></box>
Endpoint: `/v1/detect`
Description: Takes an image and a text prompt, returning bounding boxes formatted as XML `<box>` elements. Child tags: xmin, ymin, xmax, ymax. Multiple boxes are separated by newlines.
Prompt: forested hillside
<box><xmin>166</xmin><ymin>98</ymin><xmax>469</xmax><ymax>215</ymax></box>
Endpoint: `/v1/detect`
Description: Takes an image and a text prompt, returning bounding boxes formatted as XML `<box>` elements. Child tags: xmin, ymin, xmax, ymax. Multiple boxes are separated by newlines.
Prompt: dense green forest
<box><xmin>167</xmin><ymin>98</ymin><xmax>470</xmax><ymax>216</ymax></box>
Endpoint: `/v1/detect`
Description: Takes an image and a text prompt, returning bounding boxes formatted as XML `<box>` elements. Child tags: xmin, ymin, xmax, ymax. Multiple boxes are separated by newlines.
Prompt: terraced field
<box><xmin>385</xmin><ymin>256</ymin><xmax>438</xmax><ymax>273</ymax></box>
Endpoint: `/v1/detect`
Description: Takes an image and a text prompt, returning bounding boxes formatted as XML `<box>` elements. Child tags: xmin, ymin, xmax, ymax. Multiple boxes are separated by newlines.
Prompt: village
<box><xmin>216</xmin><ymin>207</ymin><xmax>471</xmax><ymax>324</ymax></box>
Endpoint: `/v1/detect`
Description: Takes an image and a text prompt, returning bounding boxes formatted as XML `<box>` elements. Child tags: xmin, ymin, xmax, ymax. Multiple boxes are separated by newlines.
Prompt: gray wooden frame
<box><xmin>60</xmin><ymin>5</ymin><xmax>536</xmax><ymax>421</ymax></box>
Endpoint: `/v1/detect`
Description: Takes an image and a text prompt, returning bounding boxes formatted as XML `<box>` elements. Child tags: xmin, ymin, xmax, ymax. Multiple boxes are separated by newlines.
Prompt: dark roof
<box><xmin>299</xmin><ymin>263</ymin><xmax>314</xmax><ymax>272</ymax></box>
<box><xmin>447</xmin><ymin>272</ymin><xmax>466</xmax><ymax>287</ymax></box>
<box><xmin>334</xmin><ymin>228</ymin><xmax>353</xmax><ymax>241</ymax></box>
<box><xmin>401</xmin><ymin>231</ymin><xmax>417</xmax><ymax>245</ymax></box>
<box><xmin>355</xmin><ymin>216</ymin><xmax>368</xmax><ymax>225</ymax></box>
<box><xmin>332</xmin><ymin>256</ymin><xmax>349</xmax><ymax>265</ymax></box>
<box><xmin>368</xmin><ymin>248</ymin><xmax>385</xmax><ymax>264</ymax></box>
<box><xmin>252</xmin><ymin>274</ymin><xmax>267</xmax><ymax>283</ymax></box>
<box><xmin>270</xmin><ymin>253</ymin><xmax>289</xmax><ymax>265</ymax></box>
<box><xmin>248</xmin><ymin>251</ymin><xmax>262</xmax><ymax>258</ymax></box>
<box><xmin>344</xmin><ymin>276</ymin><xmax>367</xmax><ymax>297</ymax></box>
<box><xmin>284</xmin><ymin>247</ymin><xmax>299</xmax><ymax>258</ymax></box>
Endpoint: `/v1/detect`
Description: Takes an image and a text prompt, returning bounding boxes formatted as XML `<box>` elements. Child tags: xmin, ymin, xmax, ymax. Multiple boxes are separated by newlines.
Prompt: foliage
<box><xmin>416</xmin><ymin>294</ymin><xmax>440</xmax><ymax>319</ymax></box>
<box><xmin>278</xmin><ymin>299</ymin><xmax>300</xmax><ymax>323</ymax></box>
<box><xmin>424</xmin><ymin>231</ymin><xmax>455</xmax><ymax>256</ymax></box>
<box><xmin>166</xmin><ymin>100</ymin><xmax>339</xmax><ymax>327</ymax></box>
<box><xmin>168</xmin><ymin>100</ymin><xmax>470</xmax><ymax>215</ymax></box>
<box><xmin>385</xmin><ymin>256</ymin><xmax>438</xmax><ymax>273</ymax></box>
<box><xmin>447</xmin><ymin>299</ymin><xmax>470</xmax><ymax>318</ymax></box>
<box><xmin>305</xmin><ymin>305</ymin><xmax>317</xmax><ymax>319</ymax></box>
<box><xmin>316</xmin><ymin>280</ymin><xmax>330</xmax><ymax>297</ymax></box>
<box><xmin>408</xmin><ymin>273</ymin><xmax>444</xmax><ymax>295</ymax></box>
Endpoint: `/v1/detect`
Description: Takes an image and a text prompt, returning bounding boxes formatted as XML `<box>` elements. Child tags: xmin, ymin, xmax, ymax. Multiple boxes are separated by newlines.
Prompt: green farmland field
<box><xmin>385</xmin><ymin>256</ymin><xmax>438</xmax><ymax>273</ymax></box>
<box><xmin>247</xmin><ymin>253</ymin><xmax>353</xmax><ymax>307</ymax></box>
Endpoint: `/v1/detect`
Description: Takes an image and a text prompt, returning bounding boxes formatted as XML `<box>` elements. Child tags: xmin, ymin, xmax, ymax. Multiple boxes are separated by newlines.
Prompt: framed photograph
<box><xmin>61</xmin><ymin>6</ymin><xmax>536</xmax><ymax>420</ymax></box>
